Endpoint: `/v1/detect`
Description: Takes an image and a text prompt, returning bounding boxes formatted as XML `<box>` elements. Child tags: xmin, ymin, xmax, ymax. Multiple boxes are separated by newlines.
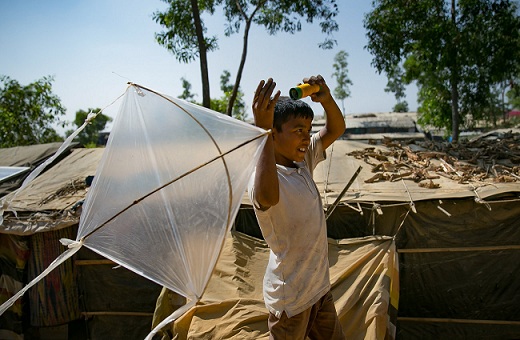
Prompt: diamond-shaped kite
<box><xmin>0</xmin><ymin>83</ymin><xmax>268</xmax><ymax>339</ymax></box>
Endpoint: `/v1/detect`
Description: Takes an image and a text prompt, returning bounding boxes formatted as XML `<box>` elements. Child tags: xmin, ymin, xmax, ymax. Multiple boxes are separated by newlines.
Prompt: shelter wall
<box><xmin>235</xmin><ymin>195</ymin><xmax>520</xmax><ymax>339</ymax></box>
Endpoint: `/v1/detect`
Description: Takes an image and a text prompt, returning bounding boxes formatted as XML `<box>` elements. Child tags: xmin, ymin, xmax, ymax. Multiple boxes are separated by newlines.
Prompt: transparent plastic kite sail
<box><xmin>0</xmin><ymin>83</ymin><xmax>268</xmax><ymax>338</ymax></box>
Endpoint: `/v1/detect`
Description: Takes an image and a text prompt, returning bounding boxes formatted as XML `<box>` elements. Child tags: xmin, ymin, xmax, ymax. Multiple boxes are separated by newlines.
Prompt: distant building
<box><xmin>97</xmin><ymin>132</ymin><xmax>110</xmax><ymax>146</ymax></box>
<box><xmin>507</xmin><ymin>110</ymin><xmax>520</xmax><ymax>118</ymax></box>
<box><xmin>313</xmin><ymin>112</ymin><xmax>425</xmax><ymax>142</ymax></box>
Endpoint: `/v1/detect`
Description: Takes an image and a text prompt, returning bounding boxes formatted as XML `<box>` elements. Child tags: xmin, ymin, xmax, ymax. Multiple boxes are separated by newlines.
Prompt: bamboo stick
<box><xmin>398</xmin><ymin>245</ymin><xmax>520</xmax><ymax>253</ymax></box>
<box><xmin>398</xmin><ymin>316</ymin><xmax>520</xmax><ymax>326</ymax></box>
<box><xmin>75</xmin><ymin>259</ymin><xmax>115</xmax><ymax>265</ymax></box>
<box><xmin>81</xmin><ymin>311</ymin><xmax>153</xmax><ymax>317</ymax></box>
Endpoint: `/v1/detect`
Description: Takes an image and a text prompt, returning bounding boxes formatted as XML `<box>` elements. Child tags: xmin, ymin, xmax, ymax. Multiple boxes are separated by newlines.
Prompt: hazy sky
<box><xmin>1</xmin><ymin>0</ymin><xmax>418</xmax><ymax>133</ymax></box>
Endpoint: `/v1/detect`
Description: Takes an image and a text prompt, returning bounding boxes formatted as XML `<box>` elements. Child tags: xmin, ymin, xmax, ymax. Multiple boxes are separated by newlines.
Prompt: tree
<box><xmin>393</xmin><ymin>101</ymin><xmax>409</xmax><ymax>113</ymax></box>
<box><xmin>383</xmin><ymin>63</ymin><xmax>409</xmax><ymax>112</ymax></box>
<box><xmin>154</xmin><ymin>1</ymin><xmax>339</xmax><ymax>116</ymax></box>
<box><xmin>154</xmin><ymin>0</ymin><xmax>220</xmax><ymax>108</ymax></box>
<box><xmin>0</xmin><ymin>75</ymin><xmax>66</xmax><ymax>147</ymax></box>
<box><xmin>364</xmin><ymin>0</ymin><xmax>520</xmax><ymax>141</ymax></box>
<box><xmin>217</xmin><ymin>70</ymin><xmax>246</xmax><ymax>120</ymax></box>
<box><xmin>71</xmin><ymin>108</ymin><xmax>112</xmax><ymax>147</ymax></box>
<box><xmin>179</xmin><ymin>77</ymin><xmax>197</xmax><ymax>102</ymax></box>
<box><xmin>331</xmin><ymin>50</ymin><xmax>353</xmax><ymax>116</ymax></box>
<box><xmin>222</xmin><ymin>0</ymin><xmax>339</xmax><ymax>116</ymax></box>
<box><xmin>179</xmin><ymin>70</ymin><xmax>246</xmax><ymax>120</ymax></box>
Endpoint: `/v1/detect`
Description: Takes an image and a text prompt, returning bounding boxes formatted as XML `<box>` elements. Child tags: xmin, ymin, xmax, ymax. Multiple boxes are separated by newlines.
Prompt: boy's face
<box><xmin>273</xmin><ymin>115</ymin><xmax>313</xmax><ymax>167</ymax></box>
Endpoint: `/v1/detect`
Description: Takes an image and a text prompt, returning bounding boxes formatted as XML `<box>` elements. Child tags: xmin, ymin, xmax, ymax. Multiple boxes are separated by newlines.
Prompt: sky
<box><xmin>0</xmin><ymin>0</ymin><xmax>418</xmax><ymax>134</ymax></box>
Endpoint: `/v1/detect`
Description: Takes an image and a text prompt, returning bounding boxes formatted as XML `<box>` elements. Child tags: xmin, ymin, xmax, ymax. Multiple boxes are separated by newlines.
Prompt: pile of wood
<box><xmin>347</xmin><ymin>130</ymin><xmax>520</xmax><ymax>188</ymax></box>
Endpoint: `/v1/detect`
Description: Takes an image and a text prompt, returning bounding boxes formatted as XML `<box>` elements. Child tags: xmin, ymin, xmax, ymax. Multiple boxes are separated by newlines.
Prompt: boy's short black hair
<box><xmin>273</xmin><ymin>96</ymin><xmax>314</xmax><ymax>132</ymax></box>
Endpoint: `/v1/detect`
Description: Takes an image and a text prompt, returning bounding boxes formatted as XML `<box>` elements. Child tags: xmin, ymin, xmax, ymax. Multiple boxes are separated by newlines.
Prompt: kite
<box><xmin>0</xmin><ymin>83</ymin><xmax>268</xmax><ymax>339</ymax></box>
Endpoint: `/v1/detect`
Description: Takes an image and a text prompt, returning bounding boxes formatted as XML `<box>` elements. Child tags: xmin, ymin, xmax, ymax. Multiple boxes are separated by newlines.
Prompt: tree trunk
<box><xmin>226</xmin><ymin>19</ymin><xmax>252</xmax><ymax>116</ymax></box>
<box><xmin>450</xmin><ymin>0</ymin><xmax>460</xmax><ymax>142</ymax></box>
<box><xmin>190</xmin><ymin>0</ymin><xmax>211</xmax><ymax>108</ymax></box>
<box><xmin>450</xmin><ymin>73</ymin><xmax>460</xmax><ymax>142</ymax></box>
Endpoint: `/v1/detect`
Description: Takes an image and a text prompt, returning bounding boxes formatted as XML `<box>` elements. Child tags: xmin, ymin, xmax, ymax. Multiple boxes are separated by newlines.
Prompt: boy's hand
<box><xmin>302</xmin><ymin>75</ymin><xmax>334</xmax><ymax>104</ymax></box>
<box><xmin>303</xmin><ymin>74</ymin><xmax>345</xmax><ymax>150</ymax></box>
<box><xmin>252</xmin><ymin>78</ymin><xmax>281</xmax><ymax>131</ymax></box>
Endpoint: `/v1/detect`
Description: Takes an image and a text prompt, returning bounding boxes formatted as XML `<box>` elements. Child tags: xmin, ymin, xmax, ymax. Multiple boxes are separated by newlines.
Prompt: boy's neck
<box><xmin>275</xmin><ymin>156</ymin><xmax>298</xmax><ymax>168</ymax></box>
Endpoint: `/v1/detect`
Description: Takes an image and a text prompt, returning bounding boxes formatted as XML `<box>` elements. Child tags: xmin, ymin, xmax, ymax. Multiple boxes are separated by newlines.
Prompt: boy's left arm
<box><xmin>306</xmin><ymin>75</ymin><xmax>346</xmax><ymax>150</ymax></box>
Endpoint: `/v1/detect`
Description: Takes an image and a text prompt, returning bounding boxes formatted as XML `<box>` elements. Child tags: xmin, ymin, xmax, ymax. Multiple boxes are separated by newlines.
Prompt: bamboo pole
<box><xmin>325</xmin><ymin>166</ymin><xmax>362</xmax><ymax>220</ymax></box>
<box><xmin>82</xmin><ymin>311</ymin><xmax>153</xmax><ymax>317</ymax></box>
<box><xmin>398</xmin><ymin>316</ymin><xmax>520</xmax><ymax>326</ymax></box>
<box><xmin>398</xmin><ymin>245</ymin><xmax>520</xmax><ymax>253</ymax></box>
<box><xmin>75</xmin><ymin>259</ymin><xmax>115</xmax><ymax>265</ymax></box>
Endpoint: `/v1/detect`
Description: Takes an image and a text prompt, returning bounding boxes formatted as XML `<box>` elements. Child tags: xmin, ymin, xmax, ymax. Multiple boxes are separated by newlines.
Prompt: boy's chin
<box><xmin>293</xmin><ymin>155</ymin><xmax>305</xmax><ymax>163</ymax></box>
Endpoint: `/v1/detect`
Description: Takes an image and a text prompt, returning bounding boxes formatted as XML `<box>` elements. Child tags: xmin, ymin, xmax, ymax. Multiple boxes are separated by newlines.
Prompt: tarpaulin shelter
<box><xmin>150</xmin><ymin>130</ymin><xmax>520</xmax><ymax>339</ymax></box>
<box><xmin>0</xmin><ymin>83</ymin><xmax>269</xmax><ymax>340</ymax></box>
<box><xmin>231</xmin><ymin>133</ymin><xmax>520</xmax><ymax>339</ymax></box>
<box><xmin>2</xmin><ymin>100</ymin><xmax>519</xmax><ymax>339</ymax></box>
<box><xmin>0</xmin><ymin>142</ymin><xmax>80</xmax><ymax>339</ymax></box>
<box><xmin>0</xmin><ymin>142</ymin><xmax>73</xmax><ymax>197</ymax></box>
<box><xmin>0</xmin><ymin>146</ymin><xmax>161</xmax><ymax>339</ymax></box>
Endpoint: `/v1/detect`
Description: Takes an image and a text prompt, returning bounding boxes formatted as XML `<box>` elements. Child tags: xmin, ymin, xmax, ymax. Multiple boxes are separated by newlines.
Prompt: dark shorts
<box><xmin>268</xmin><ymin>291</ymin><xmax>345</xmax><ymax>340</ymax></box>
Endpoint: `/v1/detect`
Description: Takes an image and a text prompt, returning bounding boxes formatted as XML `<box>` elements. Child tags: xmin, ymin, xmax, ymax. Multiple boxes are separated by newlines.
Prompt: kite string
<box><xmin>393</xmin><ymin>208</ymin><xmax>411</xmax><ymax>240</ymax></box>
<box><xmin>323</xmin><ymin>143</ymin><xmax>335</xmax><ymax>206</ymax></box>
<box><xmin>398</xmin><ymin>169</ymin><xmax>417</xmax><ymax>213</ymax></box>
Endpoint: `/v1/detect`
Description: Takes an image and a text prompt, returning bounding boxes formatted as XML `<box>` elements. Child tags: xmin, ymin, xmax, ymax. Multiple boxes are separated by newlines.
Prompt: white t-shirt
<box><xmin>248</xmin><ymin>133</ymin><xmax>330</xmax><ymax>318</ymax></box>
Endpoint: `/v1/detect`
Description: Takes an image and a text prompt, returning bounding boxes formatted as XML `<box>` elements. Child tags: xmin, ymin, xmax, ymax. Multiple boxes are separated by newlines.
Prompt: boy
<box><xmin>248</xmin><ymin>75</ymin><xmax>346</xmax><ymax>339</ymax></box>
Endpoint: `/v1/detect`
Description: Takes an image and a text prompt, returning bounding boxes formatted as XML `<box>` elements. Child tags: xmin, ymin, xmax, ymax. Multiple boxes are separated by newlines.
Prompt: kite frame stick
<box><xmin>82</xmin><ymin>83</ymin><xmax>270</xmax><ymax>307</ymax></box>
<box><xmin>83</xmin><ymin>84</ymin><xmax>269</xmax><ymax>244</ymax></box>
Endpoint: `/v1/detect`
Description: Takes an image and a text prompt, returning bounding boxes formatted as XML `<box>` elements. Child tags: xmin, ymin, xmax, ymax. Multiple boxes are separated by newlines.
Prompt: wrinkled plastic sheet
<box><xmin>75</xmin><ymin>84</ymin><xmax>267</xmax><ymax>337</ymax></box>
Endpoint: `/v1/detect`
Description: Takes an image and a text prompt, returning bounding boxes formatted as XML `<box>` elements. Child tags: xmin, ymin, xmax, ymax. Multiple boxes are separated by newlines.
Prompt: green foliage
<box><xmin>154</xmin><ymin>0</ymin><xmax>218</xmax><ymax>108</ymax></box>
<box><xmin>331</xmin><ymin>50</ymin><xmax>352</xmax><ymax>116</ymax></box>
<box><xmin>179</xmin><ymin>77</ymin><xmax>197</xmax><ymax>102</ymax></box>
<box><xmin>331</xmin><ymin>50</ymin><xmax>352</xmax><ymax>100</ymax></box>
<box><xmin>364</xmin><ymin>0</ymin><xmax>520</xmax><ymax>140</ymax></box>
<box><xmin>393</xmin><ymin>101</ymin><xmax>409</xmax><ymax>113</ymax></box>
<box><xmin>0</xmin><ymin>75</ymin><xmax>66</xmax><ymax>147</ymax></box>
<box><xmin>416</xmin><ymin>86</ymin><xmax>453</xmax><ymax>137</ymax></box>
<box><xmin>178</xmin><ymin>71</ymin><xmax>246</xmax><ymax>120</ymax></box>
<box><xmin>154</xmin><ymin>0</ymin><xmax>339</xmax><ymax>115</ymax></box>
<box><xmin>72</xmin><ymin>108</ymin><xmax>112</xmax><ymax>147</ymax></box>
<box><xmin>220</xmin><ymin>0</ymin><xmax>340</xmax><ymax>115</ymax></box>
<box><xmin>217</xmin><ymin>70</ymin><xmax>246</xmax><ymax>120</ymax></box>
<box><xmin>153</xmin><ymin>0</ymin><xmax>219</xmax><ymax>63</ymax></box>
<box><xmin>210</xmin><ymin>92</ymin><xmax>246</xmax><ymax>120</ymax></box>
<box><xmin>222</xmin><ymin>0</ymin><xmax>339</xmax><ymax>49</ymax></box>
<box><xmin>384</xmin><ymin>63</ymin><xmax>408</xmax><ymax>111</ymax></box>
<box><xmin>220</xmin><ymin>70</ymin><xmax>233</xmax><ymax>93</ymax></box>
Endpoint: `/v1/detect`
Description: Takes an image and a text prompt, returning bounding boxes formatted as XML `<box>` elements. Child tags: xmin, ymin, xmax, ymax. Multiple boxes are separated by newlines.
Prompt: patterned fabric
<box><xmin>28</xmin><ymin>226</ymin><xmax>80</xmax><ymax>326</ymax></box>
<box><xmin>0</xmin><ymin>234</ymin><xmax>30</xmax><ymax>336</ymax></box>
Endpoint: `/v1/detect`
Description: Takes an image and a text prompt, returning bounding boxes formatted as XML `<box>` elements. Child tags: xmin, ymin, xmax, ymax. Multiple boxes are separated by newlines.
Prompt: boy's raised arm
<box><xmin>305</xmin><ymin>75</ymin><xmax>346</xmax><ymax>150</ymax></box>
<box><xmin>251</xmin><ymin>78</ymin><xmax>281</xmax><ymax>210</ymax></box>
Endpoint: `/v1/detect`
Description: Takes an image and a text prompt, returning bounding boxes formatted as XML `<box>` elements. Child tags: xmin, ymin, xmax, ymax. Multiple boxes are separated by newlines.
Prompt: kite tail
<box><xmin>145</xmin><ymin>298</ymin><xmax>198</xmax><ymax>340</ymax></box>
<box><xmin>0</xmin><ymin>239</ymin><xmax>83</xmax><ymax>316</ymax></box>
